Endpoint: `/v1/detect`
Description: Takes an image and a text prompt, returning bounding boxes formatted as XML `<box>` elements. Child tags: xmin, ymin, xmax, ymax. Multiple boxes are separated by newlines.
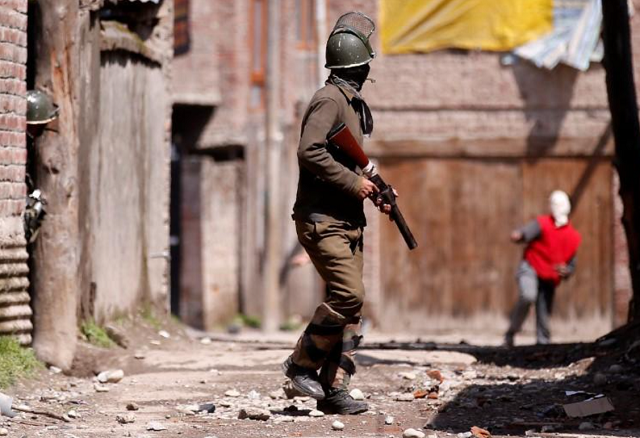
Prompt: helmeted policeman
<box><xmin>24</xmin><ymin>90</ymin><xmax>58</xmax><ymax>241</ymax></box>
<box><xmin>26</xmin><ymin>89</ymin><xmax>59</xmax><ymax>138</ymax></box>
<box><xmin>283</xmin><ymin>12</ymin><xmax>384</xmax><ymax>415</ymax></box>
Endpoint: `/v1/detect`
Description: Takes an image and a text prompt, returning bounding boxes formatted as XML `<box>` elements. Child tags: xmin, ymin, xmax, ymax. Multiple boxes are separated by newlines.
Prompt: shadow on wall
<box><xmin>511</xmin><ymin>61</ymin><xmax>579</xmax><ymax>158</ymax></box>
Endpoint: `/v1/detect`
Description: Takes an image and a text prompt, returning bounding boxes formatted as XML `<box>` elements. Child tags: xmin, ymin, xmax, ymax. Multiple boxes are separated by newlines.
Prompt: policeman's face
<box><xmin>334</xmin><ymin>64</ymin><xmax>371</xmax><ymax>90</ymax></box>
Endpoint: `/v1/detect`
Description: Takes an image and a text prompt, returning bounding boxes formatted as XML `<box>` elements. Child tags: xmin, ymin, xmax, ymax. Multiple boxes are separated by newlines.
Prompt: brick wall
<box><xmin>176</xmin><ymin>0</ymin><xmax>633</xmax><ymax>330</ymax></box>
<box><xmin>0</xmin><ymin>0</ymin><xmax>30</xmax><ymax>344</ymax></box>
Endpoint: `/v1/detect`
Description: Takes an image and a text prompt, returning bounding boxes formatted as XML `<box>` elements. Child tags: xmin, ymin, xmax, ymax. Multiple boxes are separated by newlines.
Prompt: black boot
<box><xmin>317</xmin><ymin>388</ymin><xmax>368</xmax><ymax>415</ymax></box>
<box><xmin>282</xmin><ymin>357</ymin><xmax>325</xmax><ymax>400</ymax></box>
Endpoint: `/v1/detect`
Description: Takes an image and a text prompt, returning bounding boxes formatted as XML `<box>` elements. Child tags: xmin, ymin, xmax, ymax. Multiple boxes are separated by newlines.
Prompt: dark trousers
<box><xmin>506</xmin><ymin>261</ymin><xmax>556</xmax><ymax>344</ymax></box>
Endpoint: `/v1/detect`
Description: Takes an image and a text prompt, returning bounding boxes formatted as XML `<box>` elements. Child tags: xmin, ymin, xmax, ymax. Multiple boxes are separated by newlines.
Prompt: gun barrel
<box><xmin>391</xmin><ymin>206</ymin><xmax>418</xmax><ymax>250</ymax></box>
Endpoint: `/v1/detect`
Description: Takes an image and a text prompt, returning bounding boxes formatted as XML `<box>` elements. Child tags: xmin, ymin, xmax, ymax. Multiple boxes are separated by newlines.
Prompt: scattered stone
<box><xmin>134</xmin><ymin>352</ymin><xmax>146</xmax><ymax>360</ymax></box>
<box><xmin>94</xmin><ymin>383</ymin><xmax>110</xmax><ymax>393</ymax></box>
<box><xmin>238</xmin><ymin>407</ymin><xmax>270</xmax><ymax>421</ymax></box>
<box><xmin>177</xmin><ymin>405</ymin><xmax>196</xmax><ymax>416</ymax></box>
<box><xmin>385</xmin><ymin>416</ymin><xmax>394</xmax><ymax>425</ymax></box>
<box><xmin>97</xmin><ymin>369</ymin><xmax>124</xmax><ymax>384</ymax></box>
<box><xmin>427</xmin><ymin>370</ymin><xmax>444</xmax><ymax>383</ymax></box>
<box><xmin>309</xmin><ymin>409</ymin><xmax>325</xmax><ymax>417</ymax></box>
<box><xmin>395</xmin><ymin>393</ymin><xmax>415</xmax><ymax>402</ymax></box>
<box><xmin>0</xmin><ymin>428</ymin><xmax>7</xmax><ymax>436</ymax></box>
<box><xmin>219</xmin><ymin>401</ymin><xmax>233</xmax><ymax>408</ymax></box>
<box><xmin>105</xmin><ymin>324</ymin><xmax>130</xmax><ymax>349</ymax></box>
<box><xmin>269</xmin><ymin>389</ymin><xmax>286</xmax><ymax>400</ymax></box>
<box><xmin>593</xmin><ymin>372</ymin><xmax>607</xmax><ymax>386</ymax></box>
<box><xmin>116</xmin><ymin>414</ymin><xmax>136</xmax><ymax>424</ymax></box>
<box><xmin>608</xmin><ymin>364</ymin><xmax>624</xmax><ymax>374</ymax></box>
<box><xmin>579</xmin><ymin>422</ymin><xmax>595</xmax><ymax>430</ymax></box>
<box><xmin>471</xmin><ymin>426</ymin><xmax>492</xmax><ymax>438</ymax></box>
<box><xmin>225</xmin><ymin>389</ymin><xmax>240</xmax><ymax>397</ymax></box>
<box><xmin>247</xmin><ymin>390</ymin><xmax>261</xmax><ymax>400</ymax></box>
<box><xmin>126</xmin><ymin>403</ymin><xmax>139</xmax><ymax>411</ymax></box>
<box><xmin>200</xmin><ymin>337</ymin><xmax>212</xmax><ymax>345</ymax></box>
<box><xmin>413</xmin><ymin>389</ymin><xmax>429</xmax><ymax>399</ymax></box>
<box><xmin>403</xmin><ymin>428</ymin><xmax>426</xmax><ymax>438</ymax></box>
<box><xmin>399</xmin><ymin>372</ymin><xmax>417</xmax><ymax>380</ymax></box>
<box><xmin>49</xmin><ymin>366</ymin><xmax>62</xmax><ymax>374</ymax></box>
<box><xmin>146</xmin><ymin>421</ymin><xmax>167</xmax><ymax>431</ymax></box>
<box><xmin>332</xmin><ymin>420</ymin><xmax>345</xmax><ymax>431</ymax></box>
<box><xmin>457</xmin><ymin>433</ymin><xmax>472</xmax><ymax>438</ymax></box>
<box><xmin>67</xmin><ymin>409</ymin><xmax>79</xmax><ymax>419</ymax></box>
<box><xmin>349</xmin><ymin>388</ymin><xmax>365</xmax><ymax>400</ymax></box>
<box><xmin>158</xmin><ymin>330</ymin><xmax>170</xmax><ymax>339</ymax></box>
<box><xmin>198</xmin><ymin>403</ymin><xmax>216</xmax><ymax>413</ymax></box>
<box><xmin>150</xmin><ymin>340</ymin><xmax>161</xmax><ymax>346</ymax></box>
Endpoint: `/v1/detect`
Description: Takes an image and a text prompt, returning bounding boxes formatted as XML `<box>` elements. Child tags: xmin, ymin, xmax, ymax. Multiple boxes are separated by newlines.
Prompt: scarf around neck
<box><xmin>328</xmin><ymin>75</ymin><xmax>374</xmax><ymax>136</ymax></box>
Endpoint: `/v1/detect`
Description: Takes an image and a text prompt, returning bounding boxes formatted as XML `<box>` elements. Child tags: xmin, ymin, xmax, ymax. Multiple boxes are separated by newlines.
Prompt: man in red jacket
<box><xmin>504</xmin><ymin>190</ymin><xmax>581</xmax><ymax>347</ymax></box>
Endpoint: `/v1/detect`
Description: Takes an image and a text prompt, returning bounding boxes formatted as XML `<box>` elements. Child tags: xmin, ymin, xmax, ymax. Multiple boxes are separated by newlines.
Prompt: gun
<box><xmin>327</xmin><ymin>123</ymin><xmax>418</xmax><ymax>250</ymax></box>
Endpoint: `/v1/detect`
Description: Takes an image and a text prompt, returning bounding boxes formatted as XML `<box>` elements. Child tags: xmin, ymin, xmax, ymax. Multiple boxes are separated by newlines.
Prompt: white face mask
<box><xmin>549</xmin><ymin>190</ymin><xmax>571</xmax><ymax>227</ymax></box>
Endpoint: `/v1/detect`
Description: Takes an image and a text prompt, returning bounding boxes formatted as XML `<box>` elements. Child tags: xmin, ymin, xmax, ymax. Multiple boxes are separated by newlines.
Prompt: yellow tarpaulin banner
<box><xmin>380</xmin><ymin>0</ymin><xmax>553</xmax><ymax>54</ymax></box>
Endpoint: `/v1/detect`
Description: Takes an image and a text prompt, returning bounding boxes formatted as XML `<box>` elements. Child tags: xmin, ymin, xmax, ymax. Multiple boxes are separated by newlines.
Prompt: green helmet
<box><xmin>325</xmin><ymin>12</ymin><xmax>376</xmax><ymax>69</ymax></box>
<box><xmin>26</xmin><ymin>90</ymin><xmax>59</xmax><ymax>125</ymax></box>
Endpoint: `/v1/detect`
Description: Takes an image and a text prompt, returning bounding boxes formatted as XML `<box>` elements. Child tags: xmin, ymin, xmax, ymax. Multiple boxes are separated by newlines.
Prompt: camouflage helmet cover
<box><xmin>325</xmin><ymin>11</ymin><xmax>376</xmax><ymax>69</ymax></box>
<box><xmin>26</xmin><ymin>90</ymin><xmax>59</xmax><ymax>125</ymax></box>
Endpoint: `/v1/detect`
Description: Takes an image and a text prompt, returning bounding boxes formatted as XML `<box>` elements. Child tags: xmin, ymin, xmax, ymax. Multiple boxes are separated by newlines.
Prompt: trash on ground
<box><xmin>563</xmin><ymin>396</ymin><xmax>614</xmax><ymax>418</ymax></box>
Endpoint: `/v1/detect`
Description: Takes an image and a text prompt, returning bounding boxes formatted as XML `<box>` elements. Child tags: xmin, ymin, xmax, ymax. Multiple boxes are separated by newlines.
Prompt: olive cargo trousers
<box><xmin>291</xmin><ymin>220</ymin><xmax>364</xmax><ymax>390</ymax></box>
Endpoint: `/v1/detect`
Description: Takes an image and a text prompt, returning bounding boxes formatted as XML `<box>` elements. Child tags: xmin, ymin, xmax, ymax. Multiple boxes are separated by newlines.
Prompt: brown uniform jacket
<box><xmin>292</xmin><ymin>82</ymin><xmax>366</xmax><ymax>226</ymax></box>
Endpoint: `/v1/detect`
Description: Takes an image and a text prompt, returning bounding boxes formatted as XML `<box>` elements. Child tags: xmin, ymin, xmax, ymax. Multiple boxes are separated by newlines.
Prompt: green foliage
<box><xmin>236</xmin><ymin>314</ymin><xmax>261</xmax><ymax>329</ymax></box>
<box><xmin>279</xmin><ymin>318</ymin><xmax>303</xmax><ymax>332</ymax></box>
<box><xmin>0</xmin><ymin>337</ymin><xmax>41</xmax><ymax>389</ymax></box>
<box><xmin>140</xmin><ymin>306</ymin><xmax>162</xmax><ymax>330</ymax></box>
<box><xmin>81</xmin><ymin>320</ymin><xmax>115</xmax><ymax>348</ymax></box>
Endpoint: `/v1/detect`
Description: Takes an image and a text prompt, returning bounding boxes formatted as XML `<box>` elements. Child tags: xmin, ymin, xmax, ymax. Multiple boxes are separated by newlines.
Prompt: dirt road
<box><xmin>1</xmin><ymin>324</ymin><xmax>638</xmax><ymax>438</ymax></box>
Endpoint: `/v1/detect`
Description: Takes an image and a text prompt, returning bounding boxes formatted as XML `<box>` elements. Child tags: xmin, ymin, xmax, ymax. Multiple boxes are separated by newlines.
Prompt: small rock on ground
<box><xmin>309</xmin><ymin>409</ymin><xmax>325</xmax><ymax>417</ymax></box>
<box><xmin>349</xmin><ymin>388</ymin><xmax>365</xmax><ymax>400</ymax></box>
<box><xmin>332</xmin><ymin>420</ymin><xmax>345</xmax><ymax>430</ymax></box>
<box><xmin>146</xmin><ymin>421</ymin><xmax>167</xmax><ymax>431</ymax></box>
<box><xmin>385</xmin><ymin>415</ymin><xmax>394</xmax><ymax>425</ymax></box>
<box><xmin>238</xmin><ymin>407</ymin><xmax>271</xmax><ymax>421</ymax></box>
<box><xmin>126</xmin><ymin>402</ymin><xmax>139</xmax><ymax>411</ymax></box>
<box><xmin>579</xmin><ymin>422</ymin><xmax>595</xmax><ymax>430</ymax></box>
<box><xmin>97</xmin><ymin>369</ymin><xmax>124</xmax><ymax>384</ymax></box>
<box><xmin>94</xmin><ymin>383</ymin><xmax>110</xmax><ymax>393</ymax></box>
<box><xmin>225</xmin><ymin>389</ymin><xmax>240</xmax><ymax>397</ymax></box>
<box><xmin>403</xmin><ymin>428</ymin><xmax>426</xmax><ymax>438</ymax></box>
<box><xmin>116</xmin><ymin>414</ymin><xmax>136</xmax><ymax>424</ymax></box>
<box><xmin>105</xmin><ymin>324</ymin><xmax>130</xmax><ymax>349</ymax></box>
<box><xmin>399</xmin><ymin>372</ymin><xmax>417</xmax><ymax>380</ymax></box>
<box><xmin>395</xmin><ymin>393</ymin><xmax>415</xmax><ymax>402</ymax></box>
<box><xmin>0</xmin><ymin>428</ymin><xmax>7</xmax><ymax>436</ymax></box>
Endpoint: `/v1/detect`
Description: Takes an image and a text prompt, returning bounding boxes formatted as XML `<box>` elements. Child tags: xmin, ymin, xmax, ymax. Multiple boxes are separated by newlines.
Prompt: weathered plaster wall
<box><xmin>85</xmin><ymin>52</ymin><xmax>170</xmax><ymax>321</ymax></box>
<box><xmin>179</xmin><ymin>156</ymin><xmax>241</xmax><ymax>329</ymax></box>
<box><xmin>0</xmin><ymin>0</ymin><xmax>29</xmax><ymax>344</ymax></box>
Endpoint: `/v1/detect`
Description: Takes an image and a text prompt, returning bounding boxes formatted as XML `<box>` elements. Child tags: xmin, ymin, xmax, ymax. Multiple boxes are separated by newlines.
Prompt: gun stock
<box><xmin>327</xmin><ymin>123</ymin><xmax>418</xmax><ymax>250</ymax></box>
